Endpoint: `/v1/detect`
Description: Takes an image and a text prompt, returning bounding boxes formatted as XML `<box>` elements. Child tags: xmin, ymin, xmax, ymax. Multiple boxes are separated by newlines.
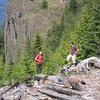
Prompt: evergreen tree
<box><xmin>46</xmin><ymin>22</ymin><xmax>61</xmax><ymax>51</ymax></box>
<box><xmin>41</xmin><ymin>0</ymin><xmax>48</xmax><ymax>9</ymax></box>
<box><xmin>0</xmin><ymin>31</ymin><xmax>4</xmax><ymax>57</ymax></box>
<box><xmin>34</xmin><ymin>34</ymin><xmax>42</xmax><ymax>52</ymax></box>
<box><xmin>87</xmin><ymin>0</ymin><xmax>100</xmax><ymax>56</ymax></box>
<box><xmin>73</xmin><ymin>0</ymin><xmax>100</xmax><ymax>58</ymax></box>
<box><xmin>69</xmin><ymin>0</ymin><xmax>78</xmax><ymax>13</ymax></box>
<box><xmin>0</xmin><ymin>56</ymin><xmax>5</xmax><ymax>82</ymax></box>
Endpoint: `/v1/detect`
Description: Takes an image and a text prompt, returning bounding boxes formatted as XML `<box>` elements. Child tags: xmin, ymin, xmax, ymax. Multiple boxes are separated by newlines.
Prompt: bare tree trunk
<box><xmin>38</xmin><ymin>89</ymin><xmax>71</xmax><ymax>100</ymax></box>
<box><xmin>45</xmin><ymin>85</ymin><xmax>83</xmax><ymax>96</ymax></box>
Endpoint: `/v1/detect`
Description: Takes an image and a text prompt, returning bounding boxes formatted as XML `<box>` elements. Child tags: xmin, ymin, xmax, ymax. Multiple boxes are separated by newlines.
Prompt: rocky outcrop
<box><xmin>4</xmin><ymin>0</ymin><xmax>63</xmax><ymax>62</ymax></box>
<box><xmin>59</xmin><ymin>57</ymin><xmax>100</xmax><ymax>75</ymax></box>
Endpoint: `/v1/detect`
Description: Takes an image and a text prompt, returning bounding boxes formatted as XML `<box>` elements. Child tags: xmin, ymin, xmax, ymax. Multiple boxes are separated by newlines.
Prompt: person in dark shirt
<box><xmin>67</xmin><ymin>42</ymin><xmax>79</xmax><ymax>65</ymax></box>
<box><xmin>35</xmin><ymin>50</ymin><xmax>44</xmax><ymax>74</ymax></box>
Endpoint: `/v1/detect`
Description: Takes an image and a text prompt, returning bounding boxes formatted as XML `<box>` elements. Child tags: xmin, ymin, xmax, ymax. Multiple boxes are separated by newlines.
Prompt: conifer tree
<box><xmin>74</xmin><ymin>0</ymin><xmax>100</xmax><ymax>58</ymax></box>
<box><xmin>46</xmin><ymin>22</ymin><xmax>61</xmax><ymax>51</ymax></box>
<box><xmin>87</xmin><ymin>0</ymin><xmax>100</xmax><ymax>56</ymax></box>
<box><xmin>41</xmin><ymin>0</ymin><xmax>48</xmax><ymax>9</ymax></box>
<box><xmin>34</xmin><ymin>34</ymin><xmax>42</xmax><ymax>52</ymax></box>
<box><xmin>0</xmin><ymin>31</ymin><xmax>4</xmax><ymax>56</ymax></box>
<box><xmin>0</xmin><ymin>56</ymin><xmax>5</xmax><ymax>81</ymax></box>
<box><xmin>69</xmin><ymin>0</ymin><xmax>78</xmax><ymax>13</ymax></box>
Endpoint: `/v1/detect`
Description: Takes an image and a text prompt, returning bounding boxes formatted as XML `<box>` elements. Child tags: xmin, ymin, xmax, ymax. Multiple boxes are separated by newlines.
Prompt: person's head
<box><xmin>39</xmin><ymin>48</ymin><xmax>42</xmax><ymax>54</ymax></box>
<box><xmin>71</xmin><ymin>42</ymin><xmax>74</xmax><ymax>46</ymax></box>
<box><xmin>39</xmin><ymin>51</ymin><xmax>42</xmax><ymax>54</ymax></box>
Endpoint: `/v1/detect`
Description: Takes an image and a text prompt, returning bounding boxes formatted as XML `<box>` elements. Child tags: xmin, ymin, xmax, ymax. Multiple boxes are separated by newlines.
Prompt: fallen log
<box><xmin>52</xmin><ymin>83</ymin><xmax>66</xmax><ymax>87</ymax></box>
<box><xmin>47</xmin><ymin>75</ymin><xmax>64</xmax><ymax>83</ymax></box>
<box><xmin>89</xmin><ymin>60</ymin><xmax>100</xmax><ymax>69</ymax></box>
<box><xmin>38</xmin><ymin>89</ymin><xmax>71</xmax><ymax>100</ymax></box>
<box><xmin>0</xmin><ymin>81</ymin><xmax>20</xmax><ymax>96</ymax></box>
<box><xmin>45</xmin><ymin>85</ymin><xmax>83</xmax><ymax>96</ymax></box>
<box><xmin>68</xmin><ymin>78</ymin><xmax>82</xmax><ymax>91</ymax></box>
<box><xmin>51</xmin><ymin>82</ymin><xmax>72</xmax><ymax>88</ymax></box>
<box><xmin>94</xmin><ymin>63</ymin><xmax>100</xmax><ymax>68</ymax></box>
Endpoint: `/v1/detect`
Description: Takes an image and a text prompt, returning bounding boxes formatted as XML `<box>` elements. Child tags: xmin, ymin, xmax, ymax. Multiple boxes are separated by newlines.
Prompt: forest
<box><xmin>0</xmin><ymin>0</ymin><xmax>100</xmax><ymax>86</ymax></box>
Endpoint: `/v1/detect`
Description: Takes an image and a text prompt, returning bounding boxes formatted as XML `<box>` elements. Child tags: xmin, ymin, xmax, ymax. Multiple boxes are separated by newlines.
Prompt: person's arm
<box><xmin>35</xmin><ymin>57</ymin><xmax>38</xmax><ymax>61</ymax></box>
<box><xmin>35</xmin><ymin>55</ymin><xmax>40</xmax><ymax>62</ymax></box>
<box><xmin>75</xmin><ymin>48</ymin><xmax>79</xmax><ymax>54</ymax></box>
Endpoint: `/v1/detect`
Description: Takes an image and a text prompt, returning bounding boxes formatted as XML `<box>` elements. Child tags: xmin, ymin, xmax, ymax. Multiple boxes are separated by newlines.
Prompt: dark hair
<box><xmin>39</xmin><ymin>48</ymin><xmax>42</xmax><ymax>51</ymax></box>
<box><xmin>71</xmin><ymin>42</ymin><xmax>74</xmax><ymax>45</ymax></box>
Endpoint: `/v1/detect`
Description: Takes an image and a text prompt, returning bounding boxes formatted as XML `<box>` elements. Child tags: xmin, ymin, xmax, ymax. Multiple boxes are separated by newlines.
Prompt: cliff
<box><xmin>4</xmin><ymin>0</ymin><xmax>65</xmax><ymax>62</ymax></box>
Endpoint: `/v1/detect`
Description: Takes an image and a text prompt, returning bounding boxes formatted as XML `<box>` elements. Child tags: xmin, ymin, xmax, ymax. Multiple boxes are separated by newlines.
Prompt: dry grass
<box><xmin>10</xmin><ymin>0</ymin><xmax>63</xmax><ymax>38</ymax></box>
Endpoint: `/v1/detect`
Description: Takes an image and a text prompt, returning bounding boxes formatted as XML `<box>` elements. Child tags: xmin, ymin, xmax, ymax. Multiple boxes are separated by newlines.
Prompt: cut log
<box><xmin>68</xmin><ymin>78</ymin><xmax>82</xmax><ymax>91</ymax></box>
<box><xmin>45</xmin><ymin>85</ymin><xmax>83</xmax><ymax>96</ymax></box>
<box><xmin>51</xmin><ymin>82</ymin><xmax>72</xmax><ymax>88</ymax></box>
<box><xmin>47</xmin><ymin>75</ymin><xmax>64</xmax><ymax>83</ymax></box>
<box><xmin>38</xmin><ymin>89</ymin><xmax>71</xmax><ymax>100</ymax></box>
<box><xmin>94</xmin><ymin>63</ymin><xmax>100</xmax><ymax>68</ymax></box>
<box><xmin>21</xmin><ymin>94</ymin><xmax>38</xmax><ymax>100</ymax></box>
<box><xmin>89</xmin><ymin>59</ymin><xmax>100</xmax><ymax>69</ymax></box>
<box><xmin>0</xmin><ymin>81</ymin><xmax>20</xmax><ymax>95</ymax></box>
<box><xmin>52</xmin><ymin>83</ymin><xmax>66</xmax><ymax>87</ymax></box>
<box><xmin>37</xmin><ymin>95</ymin><xmax>49</xmax><ymax>100</ymax></box>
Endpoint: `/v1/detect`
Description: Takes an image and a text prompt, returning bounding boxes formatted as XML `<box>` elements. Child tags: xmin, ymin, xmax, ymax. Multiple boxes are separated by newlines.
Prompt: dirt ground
<box><xmin>71</xmin><ymin>68</ymin><xmax>100</xmax><ymax>100</ymax></box>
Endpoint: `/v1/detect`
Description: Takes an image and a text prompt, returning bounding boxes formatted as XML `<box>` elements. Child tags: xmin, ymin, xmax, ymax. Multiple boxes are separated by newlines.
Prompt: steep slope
<box><xmin>0</xmin><ymin>61</ymin><xmax>100</xmax><ymax>100</ymax></box>
<box><xmin>4</xmin><ymin>0</ymin><xmax>65</xmax><ymax>62</ymax></box>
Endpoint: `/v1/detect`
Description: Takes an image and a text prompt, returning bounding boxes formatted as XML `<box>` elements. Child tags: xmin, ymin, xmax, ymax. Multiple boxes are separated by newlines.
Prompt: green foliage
<box><xmin>69</xmin><ymin>0</ymin><xmax>78</xmax><ymax>14</ymax></box>
<box><xmin>43</xmin><ymin>0</ymin><xmax>100</xmax><ymax>73</ymax></box>
<box><xmin>1</xmin><ymin>0</ymin><xmax>100</xmax><ymax>86</ymax></box>
<box><xmin>0</xmin><ymin>56</ymin><xmax>5</xmax><ymax>85</ymax></box>
<box><xmin>0</xmin><ymin>37</ymin><xmax>36</xmax><ymax>85</ymax></box>
<box><xmin>41</xmin><ymin>0</ymin><xmax>48</xmax><ymax>9</ymax></box>
<box><xmin>0</xmin><ymin>30</ymin><xmax>4</xmax><ymax>56</ymax></box>
<box><xmin>73</xmin><ymin>0</ymin><xmax>100</xmax><ymax>58</ymax></box>
<box><xmin>34</xmin><ymin>34</ymin><xmax>43</xmax><ymax>52</ymax></box>
<box><xmin>46</xmin><ymin>22</ymin><xmax>62</xmax><ymax>51</ymax></box>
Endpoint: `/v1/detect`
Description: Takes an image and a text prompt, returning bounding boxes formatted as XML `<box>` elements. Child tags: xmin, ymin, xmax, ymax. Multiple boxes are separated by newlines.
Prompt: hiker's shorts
<box><xmin>67</xmin><ymin>54</ymin><xmax>76</xmax><ymax>63</ymax></box>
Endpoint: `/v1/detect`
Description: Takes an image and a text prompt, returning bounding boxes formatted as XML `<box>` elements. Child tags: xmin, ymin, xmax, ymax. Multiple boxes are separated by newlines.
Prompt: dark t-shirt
<box><xmin>70</xmin><ymin>45</ymin><xmax>77</xmax><ymax>55</ymax></box>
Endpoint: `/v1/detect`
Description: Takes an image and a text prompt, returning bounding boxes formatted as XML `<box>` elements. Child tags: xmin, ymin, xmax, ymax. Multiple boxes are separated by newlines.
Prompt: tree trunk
<box><xmin>45</xmin><ymin>85</ymin><xmax>83</xmax><ymax>96</ymax></box>
<box><xmin>38</xmin><ymin>89</ymin><xmax>71</xmax><ymax>100</ymax></box>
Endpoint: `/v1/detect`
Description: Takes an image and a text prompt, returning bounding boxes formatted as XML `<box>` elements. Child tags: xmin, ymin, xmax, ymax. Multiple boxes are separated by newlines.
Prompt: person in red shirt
<box><xmin>35</xmin><ymin>50</ymin><xmax>44</xmax><ymax>74</ymax></box>
<box><xmin>67</xmin><ymin>42</ymin><xmax>79</xmax><ymax>65</ymax></box>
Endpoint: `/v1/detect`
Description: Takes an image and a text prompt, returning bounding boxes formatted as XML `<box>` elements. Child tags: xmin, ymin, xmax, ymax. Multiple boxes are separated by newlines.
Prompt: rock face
<box><xmin>4</xmin><ymin>0</ymin><xmax>63</xmax><ymax>62</ymax></box>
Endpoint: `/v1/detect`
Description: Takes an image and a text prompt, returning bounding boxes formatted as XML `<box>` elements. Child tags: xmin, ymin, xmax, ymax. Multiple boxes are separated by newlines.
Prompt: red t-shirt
<box><xmin>35</xmin><ymin>54</ymin><xmax>43</xmax><ymax>64</ymax></box>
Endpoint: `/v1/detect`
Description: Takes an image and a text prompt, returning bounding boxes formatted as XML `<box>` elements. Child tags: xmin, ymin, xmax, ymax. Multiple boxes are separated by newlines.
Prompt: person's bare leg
<box><xmin>72</xmin><ymin>55</ymin><xmax>76</xmax><ymax>65</ymax></box>
<box><xmin>67</xmin><ymin>54</ymin><xmax>71</xmax><ymax>65</ymax></box>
